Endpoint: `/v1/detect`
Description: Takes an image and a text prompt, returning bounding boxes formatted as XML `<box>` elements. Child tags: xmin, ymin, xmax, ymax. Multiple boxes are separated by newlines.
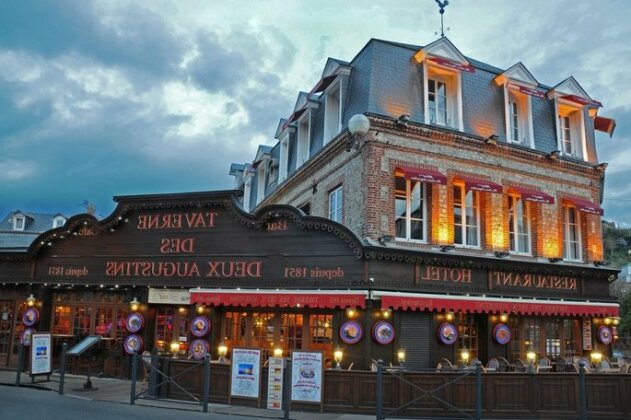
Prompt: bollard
<box><xmin>578</xmin><ymin>361</ymin><xmax>587</xmax><ymax>420</ymax></box>
<box><xmin>475</xmin><ymin>360</ymin><xmax>482</xmax><ymax>420</ymax></box>
<box><xmin>15</xmin><ymin>343</ymin><xmax>24</xmax><ymax>386</ymax></box>
<box><xmin>202</xmin><ymin>356</ymin><xmax>210</xmax><ymax>413</ymax></box>
<box><xmin>130</xmin><ymin>352</ymin><xmax>138</xmax><ymax>405</ymax></box>
<box><xmin>282</xmin><ymin>358</ymin><xmax>292</xmax><ymax>420</ymax></box>
<box><xmin>376</xmin><ymin>359</ymin><xmax>383</xmax><ymax>420</ymax></box>
<box><xmin>59</xmin><ymin>342</ymin><xmax>68</xmax><ymax>395</ymax></box>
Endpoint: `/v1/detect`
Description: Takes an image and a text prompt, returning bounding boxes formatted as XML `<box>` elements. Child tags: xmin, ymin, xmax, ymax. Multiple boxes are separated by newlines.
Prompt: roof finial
<box><xmin>435</xmin><ymin>0</ymin><xmax>449</xmax><ymax>38</ymax></box>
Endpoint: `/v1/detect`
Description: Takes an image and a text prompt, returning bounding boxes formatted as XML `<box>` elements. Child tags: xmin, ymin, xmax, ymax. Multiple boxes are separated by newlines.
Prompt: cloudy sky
<box><xmin>1</xmin><ymin>0</ymin><xmax>629</xmax><ymax>224</ymax></box>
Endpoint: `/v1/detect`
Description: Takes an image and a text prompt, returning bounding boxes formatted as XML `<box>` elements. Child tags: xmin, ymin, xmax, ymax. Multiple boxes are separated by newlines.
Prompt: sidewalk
<box><xmin>0</xmin><ymin>369</ymin><xmax>373</xmax><ymax>420</ymax></box>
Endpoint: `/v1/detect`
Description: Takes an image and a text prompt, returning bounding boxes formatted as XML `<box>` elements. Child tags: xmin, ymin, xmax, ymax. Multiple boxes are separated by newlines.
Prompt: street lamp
<box><xmin>346</xmin><ymin>114</ymin><xmax>370</xmax><ymax>151</ymax></box>
<box><xmin>273</xmin><ymin>348</ymin><xmax>283</xmax><ymax>358</ymax></box>
<box><xmin>26</xmin><ymin>294</ymin><xmax>37</xmax><ymax>307</ymax></box>
<box><xmin>397</xmin><ymin>349</ymin><xmax>406</xmax><ymax>364</ymax></box>
<box><xmin>129</xmin><ymin>297</ymin><xmax>140</xmax><ymax>312</ymax></box>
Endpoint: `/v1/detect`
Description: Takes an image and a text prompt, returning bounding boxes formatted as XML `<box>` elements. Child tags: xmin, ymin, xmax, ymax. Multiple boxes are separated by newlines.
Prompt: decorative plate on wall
<box><xmin>190</xmin><ymin>339</ymin><xmax>209</xmax><ymax>360</ymax></box>
<box><xmin>340</xmin><ymin>320</ymin><xmax>363</xmax><ymax>345</ymax></box>
<box><xmin>493</xmin><ymin>323</ymin><xmax>511</xmax><ymax>345</ymax></box>
<box><xmin>22</xmin><ymin>308</ymin><xmax>39</xmax><ymax>327</ymax></box>
<box><xmin>372</xmin><ymin>321</ymin><xmax>395</xmax><ymax>345</ymax></box>
<box><xmin>125</xmin><ymin>313</ymin><xmax>145</xmax><ymax>333</ymax></box>
<box><xmin>21</xmin><ymin>328</ymin><xmax>36</xmax><ymax>347</ymax></box>
<box><xmin>438</xmin><ymin>323</ymin><xmax>458</xmax><ymax>345</ymax></box>
<box><xmin>123</xmin><ymin>334</ymin><xmax>144</xmax><ymax>354</ymax></box>
<box><xmin>597</xmin><ymin>326</ymin><xmax>613</xmax><ymax>345</ymax></box>
<box><xmin>191</xmin><ymin>316</ymin><xmax>210</xmax><ymax>337</ymax></box>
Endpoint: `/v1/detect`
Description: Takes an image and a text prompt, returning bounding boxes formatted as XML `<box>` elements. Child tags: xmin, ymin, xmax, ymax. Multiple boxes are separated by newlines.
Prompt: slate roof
<box><xmin>0</xmin><ymin>211</ymin><xmax>68</xmax><ymax>251</ymax></box>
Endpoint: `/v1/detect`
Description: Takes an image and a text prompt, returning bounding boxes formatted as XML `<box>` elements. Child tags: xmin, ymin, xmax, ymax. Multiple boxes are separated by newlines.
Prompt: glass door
<box><xmin>0</xmin><ymin>301</ymin><xmax>15</xmax><ymax>366</ymax></box>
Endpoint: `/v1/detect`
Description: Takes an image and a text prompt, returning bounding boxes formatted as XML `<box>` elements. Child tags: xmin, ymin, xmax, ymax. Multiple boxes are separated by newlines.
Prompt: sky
<box><xmin>0</xmin><ymin>0</ymin><xmax>630</xmax><ymax>224</ymax></box>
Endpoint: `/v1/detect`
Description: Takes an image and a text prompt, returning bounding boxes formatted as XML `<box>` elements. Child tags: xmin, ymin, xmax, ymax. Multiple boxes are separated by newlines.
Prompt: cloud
<box><xmin>0</xmin><ymin>160</ymin><xmax>37</xmax><ymax>181</ymax></box>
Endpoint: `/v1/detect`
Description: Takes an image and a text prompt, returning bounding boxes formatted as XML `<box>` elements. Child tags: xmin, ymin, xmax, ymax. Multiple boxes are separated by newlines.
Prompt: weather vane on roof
<box><xmin>435</xmin><ymin>0</ymin><xmax>449</xmax><ymax>38</ymax></box>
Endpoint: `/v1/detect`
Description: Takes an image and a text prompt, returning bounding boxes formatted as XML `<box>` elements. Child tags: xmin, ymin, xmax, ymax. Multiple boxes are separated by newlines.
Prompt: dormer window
<box><xmin>323</xmin><ymin>78</ymin><xmax>342</xmax><ymax>144</ymax></box>
<box><xmin>13</xmin><ymin>215</ymin><xmax>25</xmax><ymax>231</ymax></box>
<box><xmin>296</xmin><ymin>114</ymin><xmax>310</xmax><ymax>167</ymax></box>
<box><xmin>279</xmin><ymin>135</ymin><xmax>289</xmax><ymax>182</ymax></box>
<box><xmin>556</xmin><ymin>102</ymin><xmax>584</xmax><ymax>159</ymax></box>
<box><xmin>428</xmin><ymin>79</ymin><xmax>448</xmax><ymax>126</ymax></box>
<box><xmin>256</xmin><ymin>163</ymin><xmax>266</xmax><ymax>205</ymax></box>
<box><xmin>53</xmin><ymin>216</ymin><xmax>66</xmax><ymax>228</ymax></box>
<box><xmin>424</xmin><ymin>66</ymin><xmax>462</xmax><ymax>130</ymax></box>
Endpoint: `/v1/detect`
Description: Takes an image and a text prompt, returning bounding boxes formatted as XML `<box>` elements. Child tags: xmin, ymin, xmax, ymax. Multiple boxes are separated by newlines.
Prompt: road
<box><xmin>0</xmin><ymin>385</ymin><xmax>249</xmax><ymax>420</ymax></box>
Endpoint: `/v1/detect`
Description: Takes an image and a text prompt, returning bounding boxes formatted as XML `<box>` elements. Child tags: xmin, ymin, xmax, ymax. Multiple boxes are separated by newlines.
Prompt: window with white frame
<box><xmin>453</xmin><ymin>184</ymin><xmax>480</xmax><ymax>247</ymax></box>
<box><xmin>267</xmin><ymin>160</ymin><xmax>276</xmax><ymax>187</ymax></box>
<box><xmin>394</xmin><ymin>176</ymin><xmax>427</xmax><ymax>241</ymax></box>
<box><xmin>243</xmin><ymin>177</ymin><xmax>252</xmax><ymax>212</ymax></box>
<box><xmin>256</xmin><ymin>164</ymin><xmax>266</xmax><ymax>205</ymax></box>
<box><xmin>279</xmin><ymin>136</ymin><xmax>289</xmax><ymax>182</ymax></box>
<box><xmin>557</xmin><ymin>101</ymin><xmax>585</xmax><ymax>160</ymax></box>
<box><xmin>508</xmin><ymin>195</ymin><xmax>531</xmax><ymax>254</ymax></box>
<box><xmin>13</xmin><ymin>216</ymin><xmax>25</xmax><ymax>231</ymax></box>
<box><xmin>505</xmin><ymin>88</ymin><xmax>533</xmax><ymax>146</ymax></box>
<box><xmin>53</xmin><ymin>216</ymin><xmax>66</xmax><ymax>229</ymax></box>
<box><xmin>563</xmin><ymin>206</ymin><xmax>582</xmax><ymax>262</ymax></box>
<box><xmin>296</xmin><ymin>115</ymin><xmax>310</xmax><ymax>168</ymax></box>
<box><xmin>323</xmin><ymin>80</ymin><xmax>341</xmax><ymax>144</ymax></box>
<box><xmin>328</xmin><ymin>186</ymin><xmax>343</xmax><ymax>223</ymax></box>
<box><xmin>424</xmin><ymin>64</ymin><xmax>462</xmax><ymax>130</ymax></box>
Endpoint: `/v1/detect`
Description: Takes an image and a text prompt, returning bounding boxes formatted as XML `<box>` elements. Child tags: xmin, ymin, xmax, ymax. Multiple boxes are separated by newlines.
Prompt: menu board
<box><xmin>582</xmin><ymin>318</ymin><xmax>592</xmax><ymax>351</ymax></box>
<box><xmin>291</xmin><ymin>351</ymin><xmax>323</xmax><ymax>403</ymax></box>
<box><xmin>31</xmin><ymin>333</ymin><xmax>52</xmax><ymax>375</ymax></box>
<box><xmin>266</xmin><ymin>357</ymin><xmax>284</xmax><ymax>410</ymax></box>
<box><xmin>230</xmin><ymin>348</ymin><xmax>261</xmax><ymax>399</ymax></box>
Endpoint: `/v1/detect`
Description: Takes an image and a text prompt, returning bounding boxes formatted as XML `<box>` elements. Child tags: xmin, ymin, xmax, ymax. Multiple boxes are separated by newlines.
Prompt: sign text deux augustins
<box><xmin>416</xmin><ymin>265</ymin><xmax>578</xmax><ymax>292</ymax></box>
<box><xmin>47</xmin><ymin>211</ymin><xmax>346</xmax><ymax>281</ymax></box>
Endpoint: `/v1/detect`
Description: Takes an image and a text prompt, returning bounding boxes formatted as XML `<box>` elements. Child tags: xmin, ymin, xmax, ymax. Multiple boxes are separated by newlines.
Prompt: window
<box><xmin>508</xmin><ymin>196</ymin><xmax>531</xmax><ymax>254</ymax></box>
<box><xmin>53</xmin><ymin>217</ymin><xmax>66</xmax><ymax>229</ymax></box>
<box><xmin>242</xmin><ymin>177</ymin><xmax>252</xmax><ymax>212</ymax></box>
<box><xmin>328</xmin><ymin>186</ymin><xmax>343</xmax><ymax>223</ymax></box>
<box><xmin>456</xmin><ymin>313</ymin><xmax>478</xmax><ymax>359</ymax></box>
<box><xmin>509</xmin><ymin>100</ymin><xmax>519</xmax><ymax>141</ymax></box>
<box><xmin>453</xmin><ymin>184</ymin><xmax>480</xmax><ymax>247</ymax></box>
<box><xmin>13</xmin><ymin>216</ymin><xmax>25</xmax><ymax>231</ymax></box>
<box><xmin>563</xmin><ymin>206</ymin><xmax>582</xmax><ymax>261</ymax></box>
<box><xmin>544</xmin><ymin>319</ymin><xmax>562</xmax><ymax>359</ymax></box>
<box><xmin>309</xmin><ymin>314</ymin><xmax>333</xmax><ymax>361</ymax></box>
<box><xmin>424</xmin><ymin>63</ymin><xmax>462</xmax><ymax>130</ymax></box>
<box><xmin>256</xmin><ymin>164</ymin><xmax>266</xmax><ymax>205</ymax></box>
<box><xmin>395</xmin><ymin>176</ymin><xmax>427</xmax><ymax>241</ymax></box>
<box><xmin>556</xmin><ymin>101</ymin><xmax>586</xmax><ymax>160</ymax></box>
<box><xmin>323</xmin><ymin>80</ymin><xmax>341</xmax><ymax>144</ymax></box>
<box><xmin>505</xmin><ymin>88</ymin><xmax>533</xmax><ymax>146</ymax></box>
<box><xmin>279</xmin><ymin>136</ymin><xmax>289</xmax><ymax>182</ymax></box>
<box><xmin>296</xmin><ymin>115</ymin><xmax>310</xmax><ymax>167</ymax></box>
<box><xmin>298</xmin><ymin>203</ymin><xmax>311</xmax><ymax>216</ymax></box>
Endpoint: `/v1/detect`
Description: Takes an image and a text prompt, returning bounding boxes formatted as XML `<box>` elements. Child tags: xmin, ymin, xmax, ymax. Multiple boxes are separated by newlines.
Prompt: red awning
<box><xmin>561</xmin><ymin>94</ymin><xmax>603</xmax><ymax>108</ymax></box>
<box><xmin>564</xmin><ymin>196</ymin><xmax>604</xmax><ymax>216</ymax></box>
<box><xmin>510</xmin><ymin>186</ymin><xmax>555</xmax><ymax>204</ymax></box>
<box><xmin>594</xmin><ymin>116</ymin><xmax>616</xmax><ymax>137</ymax></box>
<box><xmin>509</xmin><ymin>83</ymin><xmax>545</xmax><ymax>99</ymax></box>
<box><xmin>373</xmin><ymin>291</ymin><xmax>619</xmax><ymax>317</ymax></box>
<box><xmin>190</xmin><ymin>289</ymin><xmax>367</xmax><ymax>309</ymax></box>
<box><xmin>397</xmin><ymin>166</ymin><xmax>447</xmax><ymax>185</ymax></box>
<box><xmin>309</xmin><ymin>75</ymin><xmax>337</xmax><ymax>96</ymax></box>
<box><xmin>428</xmin><ymin>57</ymin><xmax>475</xmax><ymax>74</ymax></box>
<box><xmin>462</xmin><ymin>177</ymin><xmax>502</xmax><ymax>194</ymax></box>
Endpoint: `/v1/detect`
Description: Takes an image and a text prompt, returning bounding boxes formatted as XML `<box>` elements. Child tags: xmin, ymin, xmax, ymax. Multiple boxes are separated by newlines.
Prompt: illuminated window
<box><xmin>424</xmin><ymin>63</ymin><xmax>462</xmax><ymax>130</ymax></box>
<box><xmin>453</xmin><ymin>184</ymin><xmax>480</xmax><ymax>247</ymax></box>
<box><xmin>556</xmin><ymin>101</ymin><xmax>586</xmax><ymax>160</ymax></box>
<box><xmin>508</xmin><ymin>195</ymin><xmax>531</xmax><ymax>254</ymax></box>
<box><xmin>505</xmin><ymin>88</ymin><xmax>533</xmax><ymax>147</ymax></box>
<box><xmin>563</xmin><ymin>206</ymin><xmax>582</xmax><ymax>262</ymax></box>
<box><xmin>395</xmin><ymin>176</ymin><xmax>427</xmax><ymax>242</ymax></box>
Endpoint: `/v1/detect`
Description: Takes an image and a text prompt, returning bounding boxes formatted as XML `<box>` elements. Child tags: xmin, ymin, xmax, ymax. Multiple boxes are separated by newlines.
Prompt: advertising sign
<box><xmin>582</xmin><ymin>318</ymin><xmax>592</xmax><ymax>351</ymax></box>
<box><xmin>31</xmin><ymin>333</ymin><xmax>52</xmax><ymax>375</ymax></box>
<box><xmin>266</xmin><ymin>357</ymin><xmax>284</xmax><ymax>410</ymax></box>
<box><xmin>230</xmin><ymin>348</ymin><xmax>261</xmax><ymax>399</ymax></box>
<box><xmin>291</xmin><ymin>351</ymin><xmax>323</xmax><ymax>403</ymax></box>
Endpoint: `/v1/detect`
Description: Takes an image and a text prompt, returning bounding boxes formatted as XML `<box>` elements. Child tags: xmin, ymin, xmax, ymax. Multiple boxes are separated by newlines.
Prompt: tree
<box><xmin>619</xmin><ymin>290</ymin><xmax>631</xmax><ymax>337</ymax></box>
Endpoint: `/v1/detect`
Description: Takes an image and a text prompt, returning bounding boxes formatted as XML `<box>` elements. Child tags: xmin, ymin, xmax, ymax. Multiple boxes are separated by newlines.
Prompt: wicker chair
<box><xmin>486</xmin><ymin>358</ymin><xmax>499</xmax><ymax>372</ymax></box>
<box><xmin>436</xmin><ymin>358</ymin><xmax>453</xmax><ymax>372</ymax></box>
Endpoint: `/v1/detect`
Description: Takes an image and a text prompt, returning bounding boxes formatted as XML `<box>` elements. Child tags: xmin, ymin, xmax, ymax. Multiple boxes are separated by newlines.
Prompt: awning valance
<box><xmin>396</xmin><ymin>166</ymin><xmax>447</xmax><ymax>185</ymax></box>
<box><xmin>190</xmin><ymin>289</ymin><xmax>368</xmax><ymax>309</ymax></box>
<box><xmin>594</xmin><ymin>116</ymin><xmax>616</xmax><ymax>137</ymax></box>
<box><xmin>309</xmin><ymin>75</ymin><xmax>337</xmax><ymax>96</ymax></box>
<box><xmin>428</xmin><ymin>57</ymin><xmax>475</xmax><ymax>74</ymax></box>
<box><xmin>564</xmin><ymin>196</ymin><xmax>604</xmax><ymax>216</ymax></box>
<box><xmin>510</xmin><ymin>186</ymin><xmax>555</xmax><ymax>204</ymax></box>
<box><xmin>372</xmin><ymin>291</ymin><xmax>619</xmax><ymax>317</ymax></box>
<box><xmin>462</xmin><ymin>177</ymin><xmax>502</xmax><ymax>193</ymax></box>
<box><xmin>560</xmin><ymin>94</ymin><xmax>603</xmax><ymax>108</ymax></box>
<box><xmin>508</xmin><ymin>83</ymin><xmax>545</xmax><ymax>98</ymax></box>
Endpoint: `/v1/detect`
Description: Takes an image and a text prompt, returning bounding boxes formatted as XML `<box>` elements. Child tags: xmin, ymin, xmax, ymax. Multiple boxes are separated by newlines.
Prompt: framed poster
<box><xmin>21</xmin><ymin>328</ymin><xmax>36</xmax><ymax>347</ymax></box>
<box><xmin>582</xmin><ymin>318</ymin><xmax>592</xmax><ymax>351</ymax></box>
<box><xmin>291</xmin><ymin>351</ymin><xmax>323</xmax><ymax>404</ymax></box>
<box><xmin>267</xmin><ymin>357</ymin><xmax>284</xmax><ymax>410</ymax></box>
<box><xmin>31</xmin><ymin>333</ymin><xmax>52</xmax><ymax>375</ymax></box>
<box><xmin>230</xmin><ymin>348</ymin><xmax>261</xmax><ymax>399</ymax></box>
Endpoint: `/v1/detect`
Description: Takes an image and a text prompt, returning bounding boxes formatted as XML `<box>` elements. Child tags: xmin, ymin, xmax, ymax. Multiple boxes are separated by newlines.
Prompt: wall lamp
<box><xmin>486</xmin><ymin>134</ymin><xmax>499</xmax><ymax>145</ymax></box>
<box><xmin>548</xmin><ymin>150</ymin><xmax>560</xmax><ymax>160</ymax></box>
<box><xmin>346</xmin><ymin>114</ymin><xmax>371</xmax><ymax>152</ymax></box>
<box><xmin>548</xmin><ymin>257</ymin><xmax>562</xmax><ymax>263</ymax></box>
<box><xmin>440</xmin><ymin>245</ymin><xmax>455</xmax><ymax>252</ymax></box>
<box><xmin>396</xmin><ymin>114</ymin><xmax>410</xmax><ymax>128</ymax></box>
<box><xmin>594</xmin><ymin>162</ymin><xmax>608</xmax><ymax>172</ymax></box>
<box><xmin>494</xmin><ymin>251</ymin><xmax>509</xmax><ymax>258</ymax></box>
<box><xmin>378</xmin><ymin>234</ymin><xmax>394</xmax><ymax>245</ymax></box>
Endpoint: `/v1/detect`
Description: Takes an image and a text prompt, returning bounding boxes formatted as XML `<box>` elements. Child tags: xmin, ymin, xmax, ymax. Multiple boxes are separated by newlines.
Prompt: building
<box><xmin>229</xmin><ymin>37</ymin><xmax>620</xmax><ymax>365</ymax></box>
<box><xmin>0</xmin><ymin>211</ymin><xmax>68</xmax><ymax>252</ymax></box>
